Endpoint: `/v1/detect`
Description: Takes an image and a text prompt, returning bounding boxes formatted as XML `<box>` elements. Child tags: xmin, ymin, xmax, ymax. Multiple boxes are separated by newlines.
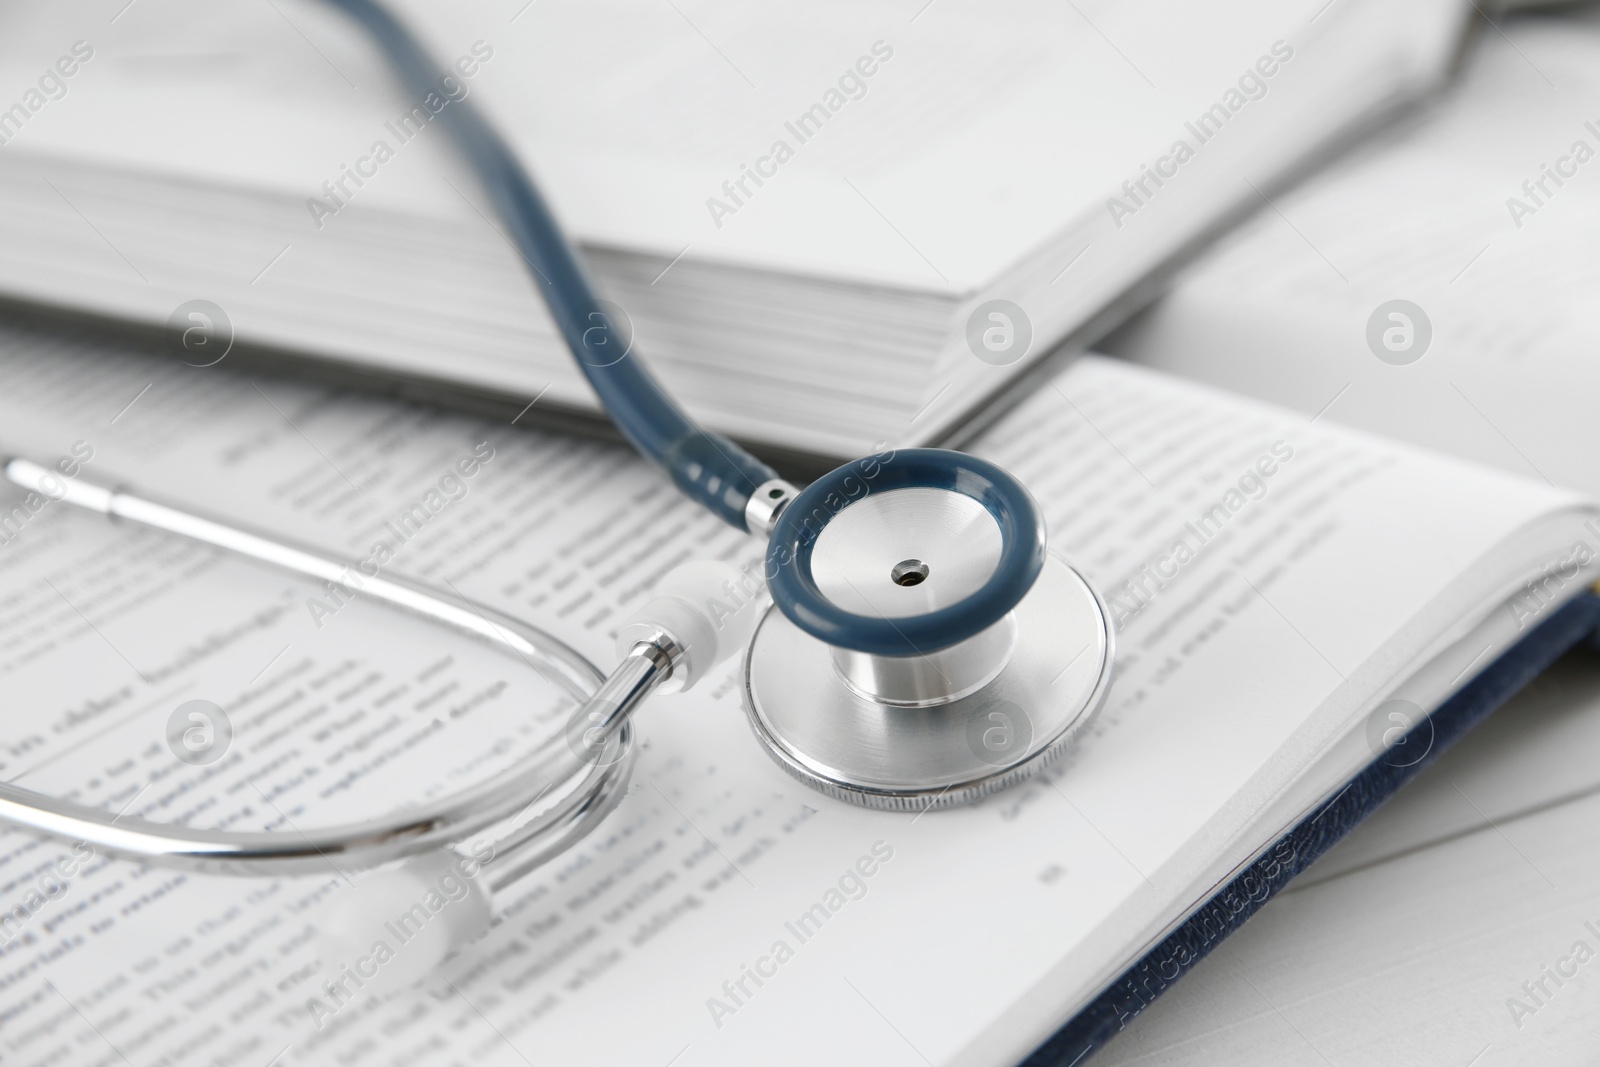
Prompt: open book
<box><xmin>0</xmin><ymin>0</ymin><xmax>1471</xmax><ymax>467</ymax></box>
<box><xmin>0</xmin><ymin>314</ymin><xmax>1595</xmax><ymax>1066</ymax></box>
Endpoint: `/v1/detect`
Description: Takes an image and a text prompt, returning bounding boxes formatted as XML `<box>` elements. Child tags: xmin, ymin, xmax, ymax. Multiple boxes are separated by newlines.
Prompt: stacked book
<box><xmin>0</xmin><ymin>0</ymin><xmax>1467</xmax><ymax>467</ymax></box>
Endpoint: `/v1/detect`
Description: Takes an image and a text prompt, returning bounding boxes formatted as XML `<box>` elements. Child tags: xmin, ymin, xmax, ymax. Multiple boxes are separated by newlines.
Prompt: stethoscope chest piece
<box><xmin>744</xmin><ymin>462</ymin><xmax>1114</xmax><ymax>812</ymax></box>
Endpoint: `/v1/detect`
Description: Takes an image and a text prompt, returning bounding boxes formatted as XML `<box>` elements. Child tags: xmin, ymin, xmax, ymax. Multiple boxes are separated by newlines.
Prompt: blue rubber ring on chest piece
<box><xmin>765</xmin><ymin>448</ymin><xmax>1047</xmax><ymax>657</ymax></box>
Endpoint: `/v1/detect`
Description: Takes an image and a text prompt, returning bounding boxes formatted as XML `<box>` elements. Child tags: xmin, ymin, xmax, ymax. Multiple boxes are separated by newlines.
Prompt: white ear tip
<box><xmin>309</xmin><ymin>849</ymin><xmax>493</xmax><ymax>1003</ymax></box>
<box><xmin>618</xmin><ymin>559</ymin><xmax>768</xmax><ymax>691</ymax></box>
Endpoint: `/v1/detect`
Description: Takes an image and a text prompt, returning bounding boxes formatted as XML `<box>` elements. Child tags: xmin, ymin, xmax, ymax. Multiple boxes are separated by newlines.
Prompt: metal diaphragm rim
<box><xmin>741</xmin><ymin>554</ymin><xmax>1115</xmax><ymax>811</ymax></box>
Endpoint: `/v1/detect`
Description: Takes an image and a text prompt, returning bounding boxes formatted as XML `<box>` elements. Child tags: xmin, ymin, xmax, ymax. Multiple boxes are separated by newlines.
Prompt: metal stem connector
<box><xmin>746</xmin><ymin>478</ymin><xmax>799</xmax><ymax>539</ymax></box>
<box><xmin>577</xmin><ymin>633</ymin><xmax>682</xmax><ymax>743</ymax></box>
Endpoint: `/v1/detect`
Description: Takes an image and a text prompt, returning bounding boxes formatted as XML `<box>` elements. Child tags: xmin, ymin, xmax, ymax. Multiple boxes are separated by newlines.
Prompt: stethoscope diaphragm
<box><xmin>746</xmin><ymin>452</ymin><xmax>1114</xmax><ymax>809</ymax></box>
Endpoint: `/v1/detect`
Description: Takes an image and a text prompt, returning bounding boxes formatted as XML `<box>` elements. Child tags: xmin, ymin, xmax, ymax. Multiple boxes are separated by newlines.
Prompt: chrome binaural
<box><xmin>0</xmin><ymin>457</ymin><xmax>636</xmax><ymax>883</ymax></box>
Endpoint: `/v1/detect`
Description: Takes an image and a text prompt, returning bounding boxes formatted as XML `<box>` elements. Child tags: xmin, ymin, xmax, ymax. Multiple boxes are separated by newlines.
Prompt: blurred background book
<box><xmin>1107</xmin><ymin>5</ymin><xmax>1600</xmax><ymax>498</ymax></box>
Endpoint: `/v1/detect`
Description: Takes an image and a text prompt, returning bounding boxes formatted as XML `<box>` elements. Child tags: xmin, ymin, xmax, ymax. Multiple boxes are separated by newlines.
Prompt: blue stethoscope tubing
<box><xmin>321</xmin><ymin>0</ymin><xmax>776</xmax><ymax>531</ymax></box>
<box><xmin>323</xmin><ymin>0</ymin><xmax>1049</xmax><ymax>656</ymax></box>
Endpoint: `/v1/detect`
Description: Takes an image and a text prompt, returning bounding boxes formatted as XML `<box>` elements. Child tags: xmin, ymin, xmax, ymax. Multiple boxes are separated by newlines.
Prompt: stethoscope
<box><xmin>0</xmin><ymin>0</ymin><xmax>1113</xmax><ymax>981</ymax></box>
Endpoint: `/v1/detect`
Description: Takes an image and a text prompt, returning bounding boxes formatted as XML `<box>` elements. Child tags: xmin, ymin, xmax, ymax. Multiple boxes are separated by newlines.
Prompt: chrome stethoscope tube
<box><xmin>0</xmin><ymin>458</ymin><xmax>643</xmax><ymax>892</ymax></box>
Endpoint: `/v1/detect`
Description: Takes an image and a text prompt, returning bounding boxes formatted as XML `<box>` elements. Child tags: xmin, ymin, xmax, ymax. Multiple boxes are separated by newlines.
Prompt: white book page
<box><xmin>1108</xmin><ymin>13</ymin><xmax>1600</xmax><ymax>498</ymax></box>
<box><xmin>0</xmin><ymin>329</ymin><xmax>1583</xmax><ymax>1067</ymax></box>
